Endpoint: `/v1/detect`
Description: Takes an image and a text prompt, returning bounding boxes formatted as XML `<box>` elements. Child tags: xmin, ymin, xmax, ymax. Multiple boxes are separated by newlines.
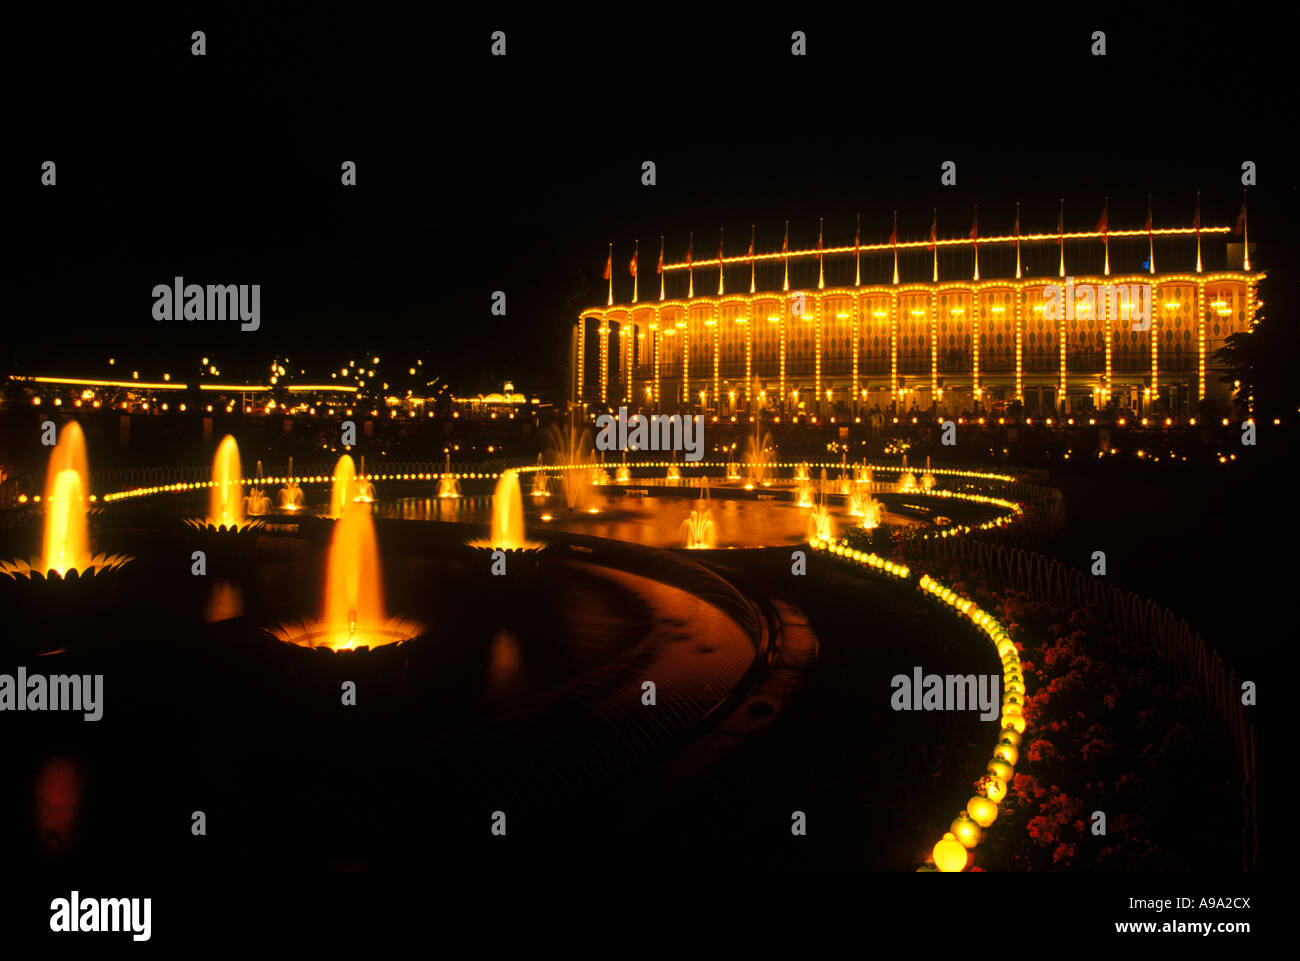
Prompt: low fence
<box><xmin>912</xmin><ymin>535</ymin><xmax>1258</xmax><ymax>871</ymax></box>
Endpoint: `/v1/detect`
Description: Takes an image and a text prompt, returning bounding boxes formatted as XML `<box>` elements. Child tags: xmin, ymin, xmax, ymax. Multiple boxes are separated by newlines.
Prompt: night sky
<box><xmin>8</xmin><ymin>4</ymin><xmax>1295</xmax><ymax>399</ymax></box>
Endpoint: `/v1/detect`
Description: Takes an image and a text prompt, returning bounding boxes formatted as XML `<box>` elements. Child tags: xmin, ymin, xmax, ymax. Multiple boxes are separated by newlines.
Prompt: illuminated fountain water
<box><xmin>921</xmin><ymin>455</ymin><xmax>936</xmax><ymax>490</ymax></box>
<box><xmin>244</xmin><ymin>487</ymin><xmax>272</xmax><ymax>515</ymax></box>
<box><xmin>438</xmin><ymin>452</ymin><xmax>461</xmax><ymax>499</ymax></box>
<box><xmin>794</xmin><ymin>461</ymin><xmax>810</xmax><ymax>482</ymax></box>
<box><xmin>615</xmin><ymin>451</ymin><xmax>631</xmax><ymax>484</ymax></box>
<box><xmin>547</xmin><ymin>422</ymin><xmax>592</xmax><ymax>513</ymax></box>
<box><xmin>897</xmin><ymin>453</ymin><xmax>918</xmax><ymax>493</ymax></box>
<box><xmin>330</xmin><ymin>455</ymin><xmax>358</xmax><ymax>518</ymax></box>
<box><xmin>355</xmin><ymin>455</ymin><xmax>376</xmax><ymax>502</ymax></box>
<box><xmin>278</xmin><ymin>457</ymin><xmax>304</xmax><ymax>511</ymax></box>
<box><xmin>590</xmin><ymin>466</ymin><xmax>611</xmax><ymax>486</ymax></box>
<box><xmin>680</xmin><ymin>479</ymin><xmax>716</xmax><ymax>549</ymax></box>
<box><xmin>725</xmin><ymin>447</ymin><xmax>741</xmax><ymax>482</ymax></box>
<box><xmin>469</xmin><ymin>469</ymin><xmax>542</xmax><ymax>550</ymax></box>
<box><xmin>854</xmin><ymin>463</ymin><xmax>873</xmax><ymax>487</ymax></box>
<box><xmin>530</xmin><ymin>470</ymin><xmax>550</xmax><ymax>497</ymax></box>
<box><xmin>273</xmin><ymin>500</ymin><xmax>421</xmax><ymax>651</ymax></box>
<box><xmin>794</xmin><ymin>477</ymin><xmax>815</xmax><ymax>508</ymax></box>
<box><xmin>744</xmin><ymin>430</ymin><xmax>774</xmax><ymax>489</ymax></box>
<box><xmin>1</xmin><ymin>420</ymin><xmax>130</xmax><ymax>580</ymax></box>
<box><xmin>664</xmin><ymin>457</ymin><xmax>681</xmax><ymax>486</ymax></box>
<box><xmin>185</xmin><ymin>435</ymin><xmax>260</xmax><ymax>532</ymax></box>
<box><xmin>210</xmin><ymin>435</ymin><xmax>245</xmax><ymax>528</ymax></box>
<box><xmin>807</xmin><ymin>482</ymin><xmax>836</xmax><ymax>543</ymax></box>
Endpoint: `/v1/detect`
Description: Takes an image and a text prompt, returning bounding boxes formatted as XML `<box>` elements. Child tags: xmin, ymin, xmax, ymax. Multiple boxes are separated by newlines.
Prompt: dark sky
<box><xmin>8</xmin><ymin>4</ymin><xmax>1295</xmax><ymax>398</ymax></box>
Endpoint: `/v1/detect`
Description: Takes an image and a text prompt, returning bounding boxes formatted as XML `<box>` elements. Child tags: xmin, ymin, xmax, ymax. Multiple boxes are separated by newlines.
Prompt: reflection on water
<box><xmin>204</xmin><ymin>580</ymin><xmax>244</xmax><ymax>623</ymax></box>
<box><xmin>485</xmin><ymin>628</ymin><xmax>525</xmax><ymax>705</ymax></box>
<box><xmin>377</xmin><ymin>491</ymin><xmax>876</xmax><ymax>548</ymax></box>
<box><xmin>34</xmin><ymin>756</ymin><xmax>83</xmax><ymax>854</ymax></box>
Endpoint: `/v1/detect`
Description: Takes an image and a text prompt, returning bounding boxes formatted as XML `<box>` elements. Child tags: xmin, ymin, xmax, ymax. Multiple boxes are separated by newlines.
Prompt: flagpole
<box><xmin>1103</xmin><ymin>195</ymin><xmax>1109</xmax><ymax>276</ymax></box>
<box><xmin>782</xmin><ymin>220</ymin><xmax>789</xmax><ymax>292</ymax></box>
<box><xmin>1058</xmin><ymin>198</ymin><xmax>1065</xmax><ymax>278</ymax></box>
<box><xmin>854</xmin><ymin>213</ymin><xmax>861</xmax><ymax>286</ymax></box>
<box><xmin>817</xmin><ymin>217</ymin><xmax>824</xmax><ymax>290</ymax></box>
<box><xmin>1147</xmin><ymin>196</ymin><xmax>1155</xmax><ymax>275</ymax></box>
<box><xmin>607</xmin><ymin>242</ymin><xmax>613</xmax><ymax>306</ymax></box>
<box><xmin>891</xmin><ymin>211</ymin><xmax>898</xmax><ymax>285</ymax></box>
<box><xmin>688</xmin><ymin>231</ymin><xmax>695</xmax><ymax>298</ymax></box>
<box><xmin>718</xmin><ymin>227</ymin><xmax>725</xmax><ymax>297</ymax></box>
<box><xmin>658</xmin><ymin>235</ymin><xmax>665</xmax><ymax>301</ymax></box>
<box><xmin>632</xmin><ymin>238</ymin><xmax>639</xmax><ymax>303</ymax></box>
<box><xmin>931</xmin><ymin>208</ymin><xmax>938</xmax><ymax>283</ymax></box>
<box><xmin>1015</xmin><ymin>201</ymin><xmax>1021</xmax><ymax>279</ymax></box>
<box><xmin>1195</xmin><ymin>191</ymin><xmax>1202</xmax><ymax>273</ymax></box>
<box><xmin>750</xmin><ymin>224</ymin><xmax>756</xmax><ymax>293</ymax></box>
<box><xmin>1242</xmin><ymin>190</ymin><xmax>1251</xmax><ymax>271</ymax></box>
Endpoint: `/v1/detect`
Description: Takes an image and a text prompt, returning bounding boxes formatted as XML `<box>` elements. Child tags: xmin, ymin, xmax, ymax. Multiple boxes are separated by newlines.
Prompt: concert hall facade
<box><xmin>573</xmin><ymin>212</ymin><xmax>1261</xmax><ymax>420</ymax></box>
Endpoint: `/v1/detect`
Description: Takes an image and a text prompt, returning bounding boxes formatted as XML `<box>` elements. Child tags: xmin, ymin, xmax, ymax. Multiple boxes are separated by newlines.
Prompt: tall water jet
<box><xmin>530</xmin><ymin>470</ymin><xmax>550</xmax><ymax>497</ymax></box>
<box><xmin>273</xmin><ymin>499</ymin><xmax>421</xmax><ymax>651</ymax></box>
<box><xmin>330</xmin><ymin>455</ymin><xmax>358</xmax><ymax>518</ymax></box>
<box><xmin>744</xmin><ymin>429</ymin><xmax>774</xmax><ymax>489</ymax></box>
<box><xmin>321</xmin><ymin>500</ymin><xmax>385</xmax><ymax>648</ymax></box>
<box><xmin>43</xmin><ymin>469</ymin><xmax>88</xmax><ymax>576</ymax></box>
<box><xmin>355</xmin><ymin>455</ymin><xmax>376</xmax><ymax>502</ymax></box>
<box><xmin>3</xmin><ymin>419</ymin><xmax>130</xmax><ymax>580</ymax></box>
<box><xmin>921</xmin><ymin>454</ymin><xmax>936</xmax><ymax>490</ymax></box>
<box><xmin>794</xmin><ymin>461</ymin><xmax>810</xmax><ymax>482</ymax></box>
<box><xmin>279</xmin><ymin>457</ymin><xmax>304</xmax><ymax>510</ymax></box>
<box><xmin>469</xmin><ymin>469</ymin><xmax>541</xmax><ymax>550</ymax></box>
<box><xmin>546</xmin><ymin>422</ymin><xmax>592</xmax><ymax>512</ymax></box>
<box><xmin>438</xmin><ymin>452</ymin><xmax>461</xmax><ymax>498</ymax></box>
<box><xmin>807</xmin><ymin>469</ymin><xmax>835</xmax><ymax>541</ymax></box>
<box><xmin>209</xmin><ymin>435</ymin><xmax>245</xmax><ymax>528</ymax></box>
<box><xmin>794</xmin><ymin>477</ymin><xmax>814</xmax><ymax>508</ymax></box>
<box><xmin>680</xmin><ymin>479</ymin><xmax>716</xmax><ymax>549</ymax></box>
<box><xmin>897</xmin><ymin>453</ymin><xmax>918</xmax><ymax>493</ymax></box>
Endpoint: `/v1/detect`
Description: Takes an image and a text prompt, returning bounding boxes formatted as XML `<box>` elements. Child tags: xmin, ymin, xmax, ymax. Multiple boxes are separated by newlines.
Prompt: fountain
<box><xmin>210</xmin><ymin>435</ymin><xmax>244</xmax><ymax>528</ymax></box>
<box><xmin>854</xmin><ymin>463</ymin><xmax>873</xmax><ymax>487</ymax></box>
<box><xmin>744</xmin><ymin>429</ymin><xmax>774</xmax><ymax>489</ymax></box>
<box><xmin>1</xmin><ymin>420</ymin><xmax>130</xmax><ymax>582</ymax></box>
<box><xmin>355</xmin><ymin>456</ymin><xmax>376</xmax><ymax>502</ymax></box>
<box><xmin>616</xmin><ymin>451</ymin><xmax>631</xmax><ymax>484</ymax></box>
<box><xmin>184</xmin><ymin>435</ymin><xmax>261</xmax><ymax>533</ymax></box>
<box><xmin>794</xmin><ymin>462</ymin><xmax>810</xmax><ymax>482</ymax></box>
<box><xmin>921</xmin><ymin>455</ymin><xmax>936</xmax><ymax>491</ymax></box>
<box><xmin>273</xmin><ymin>499</ymin><xmax>421</xmax><ymax>651</ymax></box>
<box><xmin>438</xmin><ymin>452</ymin><xmax>461</xmax><ymax>499</ymax></box>
<box><xmin>469</xmin><ymin>470</ymin><xmax>542</xmax><ymax>551</ymax></box>
<box><xmin>807</xmin><ymin>469</ymin><xmax>835</xmax><ymax>541</ymax></box>
<box><xmin>897</xmin><ymin>453</ymin><xmax>918</xmax><ymax>493</ymax></box>
<box><xmin>278</xmin><ymin>457</ymin><xmax>304</xmax><ymax>511</ymax></box>
<box><xmin>530</xmin><ymin>470</ymin><xmax>550</xmax><ymax>497</ymax></box>
<box><xmin>590</xmin><ymin>466</ymin><xmax>611</xmax><ymax>486</ymax></box>
<box><xmin>680</xmin><ymin>479</ymin><xmax>716</xmax><ymax>549</ymax></box>
<box><xmin>725</xmin><ymin>447</ymin><xmax>741</xmax><ymax>482</ymax></box>
<box><xmin>546</xmin><ymin>422</ymin><xmax>592</xmax><ymax>512</ymax></box>
<box><xmin>244</xmin><ymin>487</ymin><xmax>272</xmax><ymax>515</ymax></box>
<box><xmin>794</xmin><ymin>477</ymin><xmax>814</xmax><ymax>508</ymax></box>
<box><xmin>330</xmin><ymin>455</ymin><xmax>358</xmax><ymax>518</ymax></box>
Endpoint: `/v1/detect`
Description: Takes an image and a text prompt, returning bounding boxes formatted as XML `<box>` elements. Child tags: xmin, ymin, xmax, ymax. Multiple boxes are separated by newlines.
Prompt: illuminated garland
<box><xmin>809</xmin><ymin>537</ymin><xmax>1026</xmax><ymax>871</ymax></box>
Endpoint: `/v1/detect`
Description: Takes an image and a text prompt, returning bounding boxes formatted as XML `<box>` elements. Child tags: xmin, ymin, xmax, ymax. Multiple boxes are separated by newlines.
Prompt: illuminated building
<box><xmin>574</xmin><ymin>212</ymin><xmax>1261</xmax><ymax>418</ymax></box>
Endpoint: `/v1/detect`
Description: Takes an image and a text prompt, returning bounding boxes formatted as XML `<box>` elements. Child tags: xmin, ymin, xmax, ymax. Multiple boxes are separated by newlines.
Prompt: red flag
<box><xmin>656</xmin><ymin>245</ymin><xmax>663</xmax><ymax>274</ymax></box>
<box><xmin>969</xmin><ymin>211</ymin><xmax>978</xmax><ymax>241</ymax></box>
<box><xmin>854</xmin><ymin>217</ymin><xmax>861</xmax><ymax>252</ymax></box>
<box><xmin>781</xmin><ymin>226</ymin><xmax>788</xmax><ymax>255</ymax></box>
<box><xmin>629</xmin><ymin>250</ymin><xmax>637</xmax><ymax>277</ymax></box>
<box><xmin>746</xmin><ymin>233</ymin><xmax>754</xmax><ymax>258</ymax></box>
<box><xmin>1193</xmin><ymin>195</ymin><xmax>1201</xmax><ymax>231</ymax></box>
<box><xmin>1095</xmin><ymin>202</ymin><xmax>1108</xmax><ymax>237</ymax></box>
<box><xmin>1056</xmin><ymin>203</ymin><xmax>1064</xmax><ymax>245</ymax></box>
<box><xmin>1144</xmin><ymin>197</ymin><xmax>1152</xmax><ymax>233</ymax></box>
<box><xmin>1233</xmin><ymin>198</ymin><xmax>1246</xmax><ymax>234</ymax></box>
<box><xmin>602</xmin><ymin>250</ymin><xmax>611</xmax><ymax>280</ymax></box>
<box><xmin>928</xmin><ymin>210</ymin><xmax>937</xmax><ymax>251</ymax></box>
<box><xmin>888</xmin><ymin>222</ymin><xmax>897</xmax><ymax>245</ymax></box>
<box><xmin>719</xmin><ymin>235</ymin><xmax>726</xmax><ymax>263</ymax></box>
<box><xmin>686</xmin><ymin>234</ymin><xmax>693</xmax><ymax>266</ymax></box>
